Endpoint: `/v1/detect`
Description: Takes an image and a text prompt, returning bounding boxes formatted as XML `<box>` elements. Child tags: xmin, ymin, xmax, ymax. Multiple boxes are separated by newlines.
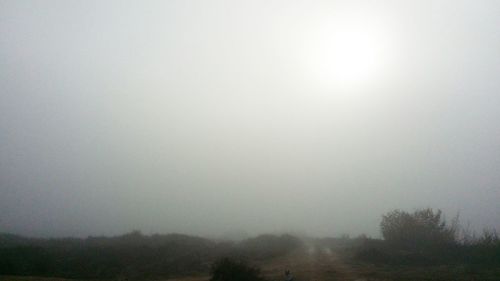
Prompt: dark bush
<box><xmin>0</xmin><ymin>232</ymin><xmax>300</xmax><ymax>279</ymax></box>
<box><xmin>210</xmin><ymin>258</ymin><xmax>266</xmax><ymax>281</ymax></box>
<box><xmin>0</xmin><ymin>246</ymin><xmax>53</xmax><ymax>275</ymax></box>
<box><xmin>352</xmin><ymin>209</ymin><xmax>500</xmax><ymax>266</ymax></box>
<box><xmin>380</xmin><ymin>208</ymin><xmax>457</xmax><ymax>251</ymax></box>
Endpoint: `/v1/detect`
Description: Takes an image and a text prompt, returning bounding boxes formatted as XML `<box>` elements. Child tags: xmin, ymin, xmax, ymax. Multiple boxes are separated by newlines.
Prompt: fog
<box><xmin>1</xmin><ymin>0</ymin><xmax>499</xmax><ymax>238</ymax></box>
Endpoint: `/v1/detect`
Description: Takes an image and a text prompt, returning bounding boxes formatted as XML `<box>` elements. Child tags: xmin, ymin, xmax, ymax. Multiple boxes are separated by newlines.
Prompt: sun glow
<box><xmin>302</xmin><ymin>15</ymin><xmax>392</xmax><ymax>93</ymax></box>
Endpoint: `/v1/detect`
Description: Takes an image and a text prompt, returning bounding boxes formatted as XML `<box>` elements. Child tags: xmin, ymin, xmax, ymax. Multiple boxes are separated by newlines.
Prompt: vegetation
<box><xmin>238</xmin><ymin>234</ymin><xmax>301</xmax><ymax>260</ymax></box>
<box><xmin>210</xmin><ymin>258</ymin><xmax>266</xmax><ymax>281</ymax></box>
<box><xmin>380</xmin><ymin>208</ymin><xmax>458</xmax><ymax>251</ymax></box>
<box><xmin>1</xmin><ymin>208</ymin><xmax>499</xmax><ymax>280</ymax></box>
<box><xmin>355</xmin><ymin>208</ymin><xmax>500</xmax><ymax>267</ymax></box>
<box><xmin>0</xmin><ymin>232</ymin><xmax>300</xmax><ymax>280</ymax></box>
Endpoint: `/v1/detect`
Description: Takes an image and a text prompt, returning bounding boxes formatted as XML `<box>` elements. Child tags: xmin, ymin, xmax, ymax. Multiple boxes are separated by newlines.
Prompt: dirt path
<box><xmin>259</xmin><ymin>244</ymin><xmax>363</xmax><ymax>281</ymax></box>
<box><xmin>166</xmin><ymin>245</ymin><xmax>366</xmax><ymax>281</ymax></box>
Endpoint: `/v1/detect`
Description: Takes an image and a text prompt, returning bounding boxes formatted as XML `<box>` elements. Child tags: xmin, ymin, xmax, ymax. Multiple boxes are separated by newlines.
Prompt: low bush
<box><xmin>380</xmin><ymin>208</ymin><xmax>458</xmax><ymax>252</ymax></box>
<box><xmin>210</xmin><ymin>258</ymin><xmax>266</xmax><ymax>281</ymax></box>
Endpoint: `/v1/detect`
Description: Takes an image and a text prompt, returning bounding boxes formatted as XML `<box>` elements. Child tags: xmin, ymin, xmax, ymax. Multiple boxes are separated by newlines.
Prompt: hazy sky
<box><xmin>1</xmin><ymin>0</ymin><xmax>499</xmax><ymax>238</ymax></box>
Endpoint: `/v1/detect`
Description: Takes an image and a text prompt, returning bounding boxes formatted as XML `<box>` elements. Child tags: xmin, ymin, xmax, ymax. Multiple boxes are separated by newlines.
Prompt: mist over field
<box><xmin>1</xmin><ymin>0</ymin><xmax>500</xmax><ymax>240</ymax></box>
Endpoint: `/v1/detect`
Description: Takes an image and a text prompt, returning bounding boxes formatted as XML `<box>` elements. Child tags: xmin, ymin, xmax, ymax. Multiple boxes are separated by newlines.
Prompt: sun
<box><xmin>302</xmin><ymin>15</ymin><xmax>391</xmax><ymax>93</ymax></box>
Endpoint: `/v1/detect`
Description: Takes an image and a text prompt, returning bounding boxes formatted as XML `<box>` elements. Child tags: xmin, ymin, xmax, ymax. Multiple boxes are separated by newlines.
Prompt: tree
<box><xmin>380</xmin><ymin>208</ymin><xmax>457</xmax><ymax>251</ymax></box>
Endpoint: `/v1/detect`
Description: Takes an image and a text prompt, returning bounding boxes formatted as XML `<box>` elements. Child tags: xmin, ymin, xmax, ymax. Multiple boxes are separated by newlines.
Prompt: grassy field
<box><xmin>2</xmin><ymin>246</ymin><xmax>500</xmax><ymax>281</ymax></box>
<box><xmin>3</xmin><ymin>250</ymin><xmax>500</xmax><ymax>281</ymax></box>
<box><xmin>254</xmin><ymin>245</ymin><xmax>500</xmax><ymax>281</ymax></box>
<box><xmin>0</xmin><ymin>277</ymin><xmax>210</xmax><ymax>281</ymax></box>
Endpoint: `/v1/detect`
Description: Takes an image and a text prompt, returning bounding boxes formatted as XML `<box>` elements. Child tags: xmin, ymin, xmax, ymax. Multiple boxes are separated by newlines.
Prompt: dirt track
<box><xmin>258</xmin><ymin>245</ymin><xmax>365</xmax><ymax>281</ymax></box>
<box><xmin>167</xmin><ymin>245</ymin><xmax>365</xmax><ymax>281</ymax></box>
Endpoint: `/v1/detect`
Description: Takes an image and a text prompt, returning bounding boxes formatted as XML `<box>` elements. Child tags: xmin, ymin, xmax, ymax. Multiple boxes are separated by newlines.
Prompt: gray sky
<box><xmin>1</xmin><ymin>0</ymin><xmax>499</xmax><ymax>238</ymax></box>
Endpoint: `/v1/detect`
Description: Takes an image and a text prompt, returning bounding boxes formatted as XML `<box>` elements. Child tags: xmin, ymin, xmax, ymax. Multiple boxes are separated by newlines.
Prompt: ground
<box><xmin>2</xmin><ymin>245</ymin><xmax>500</xmax><ymax>281</ymax></box>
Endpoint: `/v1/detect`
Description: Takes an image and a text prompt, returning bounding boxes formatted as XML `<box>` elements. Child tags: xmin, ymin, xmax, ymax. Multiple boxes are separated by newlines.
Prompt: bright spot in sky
<box><xmin>302</xmin><ymin>15</ymin><xmax>392</xmax><ymax>93</ymax></box>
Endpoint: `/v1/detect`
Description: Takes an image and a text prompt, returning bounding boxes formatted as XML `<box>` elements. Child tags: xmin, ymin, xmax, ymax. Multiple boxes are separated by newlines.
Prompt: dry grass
<box><xmin>3</xmin><ymin>246</ymin><xmax>500</xmax><ymax>281</ymax></box>
<box><xmin>165</xmin><ymin>277</ymin><xmax>209</xmax><ymax>281</ymax></box>
<box><xmin>0</xmin><ymin>277</ymin><xmax>78</xmax><ymax>281</ymax></box>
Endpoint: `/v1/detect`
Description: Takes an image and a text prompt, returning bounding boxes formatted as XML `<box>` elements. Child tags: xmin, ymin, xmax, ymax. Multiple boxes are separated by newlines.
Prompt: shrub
<box><xmin>478</xmin><ymin>229</ymin><xmax>499</xmax><ymax>246</ymax></box>
<box><xmin>210</xmin><ymin>258</ymin><xmax>266</xmax><ymax>281</ymax></box>
<box><xmin>239</xmin><ymin>234</ymin><xmax>301</xmax><ymax>259</ymax></box>
<box><xmin>380</xmin><ymin>208</ymin><xmax>458</xmax><ymax>251</ymax></box>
